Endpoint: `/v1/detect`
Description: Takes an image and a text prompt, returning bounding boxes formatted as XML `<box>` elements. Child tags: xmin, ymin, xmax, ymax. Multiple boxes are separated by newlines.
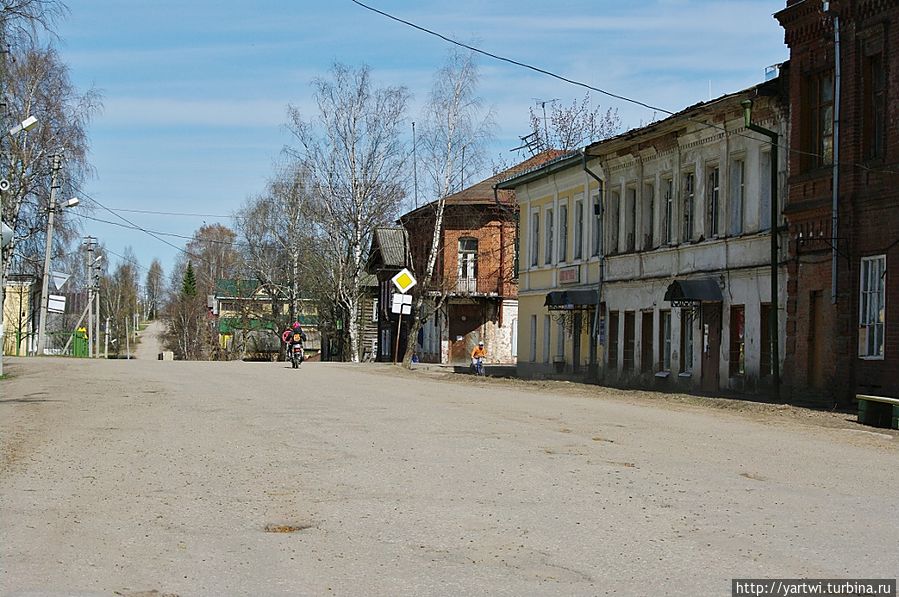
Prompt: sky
<box><xmin>55</xmin><ymin>0</ymin><xmax>789</xmax><ymax>282</ymax></box>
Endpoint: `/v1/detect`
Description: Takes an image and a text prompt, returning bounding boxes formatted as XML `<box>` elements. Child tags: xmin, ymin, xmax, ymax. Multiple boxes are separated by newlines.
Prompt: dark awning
<box><xmin>544</xmin><ymin>289</ymin><xmax>598</xmax><ymax>310</ymax></box>
<box><xmin>664</xmin><ymin>278</ymin><xmax>723</xmax><ymax>306</ymax></box>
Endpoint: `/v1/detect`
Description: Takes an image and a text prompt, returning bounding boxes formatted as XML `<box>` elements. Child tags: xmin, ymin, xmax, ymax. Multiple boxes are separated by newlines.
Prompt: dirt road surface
<box><xmin>1</xmin><ymin>338</ymin><xmax>896</xmax><ymax>596</ymax></box>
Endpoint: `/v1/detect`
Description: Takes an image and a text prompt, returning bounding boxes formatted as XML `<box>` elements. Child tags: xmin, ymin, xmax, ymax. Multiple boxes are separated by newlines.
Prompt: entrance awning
<box><xmin>664</xmin><ymin>278</ymin><xmax>723</xmax><ymax>307</ymax></box>
<box><xmin>544</xmin><ymin>289</ymin><xmax>598</xmax><ymax>311</ymax></box>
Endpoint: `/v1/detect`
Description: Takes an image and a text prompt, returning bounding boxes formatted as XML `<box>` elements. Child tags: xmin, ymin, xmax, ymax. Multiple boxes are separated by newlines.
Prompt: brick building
<box><xmin>776</xmin><ymin>0</ymin><xmax>899</xmax><ymax>404</ymax></box>
<box><xmin>397</xmin><ymin>151</ymin><xmax>563</xmax><ymax>365</ymax></box>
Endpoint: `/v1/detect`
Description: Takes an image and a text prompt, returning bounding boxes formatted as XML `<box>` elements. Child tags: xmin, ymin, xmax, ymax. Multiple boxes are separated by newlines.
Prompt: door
<box><xmin>571</xmin><ymin>313</ymin><xmax>582</xmax><ymax>373</ymax></box>
<box><xmin>449</xmin><ymin>303</ymin><xmax>482</xmax><ymax>365</ymax></box>
<box><xmin>808</xmin><ymin>291</ymin><xmax>825</xmax><ymax>389</ymax></box>
<box><xmin>701</xmin><ymin>303</ymin><xmax>722</xmax><ymax>392</ymax></box>
<box><xmin>641</xmin><ymin>311</ymin><xmax>654</xmax><ymax>373</ymax></box>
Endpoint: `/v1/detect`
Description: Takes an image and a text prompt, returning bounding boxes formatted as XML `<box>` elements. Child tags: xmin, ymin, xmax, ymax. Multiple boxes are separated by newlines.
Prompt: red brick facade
<box><xmin>777</xmin><ymin>0</ymin><xmax>899</xmax><ymax>404</ymax></box>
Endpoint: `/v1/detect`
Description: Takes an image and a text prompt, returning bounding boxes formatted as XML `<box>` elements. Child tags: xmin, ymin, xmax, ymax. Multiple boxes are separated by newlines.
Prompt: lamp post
<box><xmin>742</xmin><ymin>98</ymin><xmax>781</xmax><ymax>402</ymax></box>
<box><xmin>0</xmin><ymin>115</ymin><xmax>39</xmax><ymax>376</ymax></box>
<box><xmin>35</xmin><ymin>155</ymin><xmax>79</xmax><ymax>356</ymax></box>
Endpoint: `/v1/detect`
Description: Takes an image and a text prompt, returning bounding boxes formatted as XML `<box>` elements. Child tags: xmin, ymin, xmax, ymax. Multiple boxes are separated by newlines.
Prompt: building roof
<box><xmin>366</xmin><ymin>226</ymin><xmax>410</xmax><ymax>271</ymax></box>
<box><xmin>496</xmin><ymin>75</ymin><xmax>784</xmax><ymax>190</ymax></box>
<box><xmin>215</xmin><ymin>279</ymin><xmax>262</xmax><ymax>299</ymax></box>
<box><xmin>401</xmin><ymin>149</ymin><xmax>568</xmax><ymax>221</ymax></box>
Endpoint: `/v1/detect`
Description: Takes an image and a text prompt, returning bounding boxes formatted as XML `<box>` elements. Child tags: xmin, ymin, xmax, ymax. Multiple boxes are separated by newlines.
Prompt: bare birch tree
<box><xmin>402</xmin><ymin>50</ymin><xmax>493</xmax><ymax>367</ymax></box>
<box><xmin>287</xmin><ymin>63</ymin><xmax>409</xmax><ymax>362</ymax></box>
<box><xmin>1</xmin><ymin>44</ymin><xmax>100</xmax><ymax>347</ymax></box>
<box><xmin>234</xmin><ymin>163</ymin><xmax>317</xmax><ymax>358</ymax></box>
<box><xmin>144</xmin><ymin>258</ymin><xmax>164</xmax><ymax>320</ymax></box>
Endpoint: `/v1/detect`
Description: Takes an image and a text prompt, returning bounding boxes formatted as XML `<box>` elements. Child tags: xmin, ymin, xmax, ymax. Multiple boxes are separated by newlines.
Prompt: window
<box><xmin>607</xmin><ymin>191</ymin><xmax>620</xmax><ymax>254</ymax></box>
<box><xmin>530</xmin><ymin>211</ymin><xmax>539</xmax><ymax>267</ymax></box>
<box><xmin>659</xmin><ymin>310</ymin><xmax>671</xmax><ymax>371</ymax></box>
<box><xmin>574</xmin><ymin>199</ymin><xmax>584</xmax><ymax>260</ymax></box>
<box><xmin>642</xmin><ymin>182</ymin><xmax>655</xmax><ymax>250</ymax></box>
<box><xmin>544</xmin><ymin>208</ymin><xmax>554</xmax><ymax>265</ymax></box>
<box><xmin>591</xmin><ymin>191</ymin><xmax>602</xmax><ymax>257</ymax></box>
<box><xmin>729</xmin><ymin>159</ymin><xmax>745</xmax><ymax>235</ymax></box>
<box><xmin>864</xmin><ymin>51</ymin><xmax>885</xmax><ymax>160</ymax></box>
<box><xmin>625</xmin><ymin>186</ymin><xmax>636</xmax><ymax>251</ymax></box>
<box><xmin>458</xmin><ymin>237</ymin><xmax>478</xmax><ymax>284</ymax></box>
<box><xmin>372</xmin><ymin>298</ymin><xmax>379</xmax><ymax>322</ymax></box>
<box><xmin>662</xmin><ymin>177</ymin><xmax>674</xmax><ymax>245</ymax></box>
<box><xmin>543</xmin><ymin>314</ymin><xmax>551</xmax><ymax>363</ymax></box>
<box><xmin>759</xmin><ymin>152</ymin><xmax>771</xmax><ymax>231</ymax></box>
<box><xmin>859</xmin><ymin>255</ymin><xmax>886</xmax><ymax>358</ymax></box>
<box><xmin>682</xmin><ymin>172</ymin><xmax>695</xmax><ymax>242</ymax></box>
<box><xmin>706</xmin><ymin>166</ymin><xmax>720</xmax><ymax>237</ymax></box>
<box><xmin>680</xmin><ymin>310</ymin><xmax>693</xmax><ymax>373</ymax></box>
<box><xmin>729</xmin><ymin>305</ymin><xmax>745</xmax><ymax>376</ymax></box>
<box><xmin>623</xmin><ymin>311</ymin><xmax>635</xmax><ymax>371</ymax></box>
<box><xmin>803</xmin><ymin>70</ymin><xmax>834</xmax><ymax>170</ymax></box>
<box><xmin>559</xmin><ymin>204</ymin><xmax>569</xmax><ymax>262</ymax></box>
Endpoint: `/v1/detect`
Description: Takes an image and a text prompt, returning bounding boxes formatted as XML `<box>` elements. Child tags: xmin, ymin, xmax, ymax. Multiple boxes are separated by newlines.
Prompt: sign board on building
<box><xmin>48</xmin><ymin>294</ymin><xmax>66</xmax><ymax>314</ymax></box>
<box><xmin>559</xmin><ymin>265</ymin><xmax>580</xmax><ymax>285</ymax></box>
<box><xmin>391</xmin><ymin>268</ymin><xmax>417</xmax><ymax>294</ymax></box>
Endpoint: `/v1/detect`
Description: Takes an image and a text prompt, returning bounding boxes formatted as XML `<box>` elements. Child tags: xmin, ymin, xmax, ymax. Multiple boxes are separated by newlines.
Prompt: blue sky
<box><xmin>57</xmin><ymin>0</ymin><xmax>788</xmax><ymax>280</ymax></box>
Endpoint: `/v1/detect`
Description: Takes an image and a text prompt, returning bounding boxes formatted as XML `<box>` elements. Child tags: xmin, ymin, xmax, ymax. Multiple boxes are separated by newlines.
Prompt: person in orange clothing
<box><xmin>470</xmin><ymin>340</ymin><xmax>486</xmax><ymax>376</ymax></box>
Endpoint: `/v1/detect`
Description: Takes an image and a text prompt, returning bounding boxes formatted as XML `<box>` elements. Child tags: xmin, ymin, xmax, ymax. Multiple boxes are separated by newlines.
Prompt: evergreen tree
<box><xmin>181</xmin><ymin>261</ymin><xmax>197</xmax><ymax>297</ymax></box>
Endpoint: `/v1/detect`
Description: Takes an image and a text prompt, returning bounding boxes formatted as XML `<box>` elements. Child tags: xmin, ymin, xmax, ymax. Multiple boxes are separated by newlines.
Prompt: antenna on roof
<box><xmin>510</xmin><ymin>131</ymin><xmax>541</xmax><ymax>157</ymax></box>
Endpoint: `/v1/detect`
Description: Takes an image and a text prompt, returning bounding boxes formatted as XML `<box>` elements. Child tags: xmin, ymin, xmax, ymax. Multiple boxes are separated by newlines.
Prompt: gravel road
<box><xmin>1</xmin><ymin>325</ymin><xmax>896</xmax><ymax>596</ymax></box>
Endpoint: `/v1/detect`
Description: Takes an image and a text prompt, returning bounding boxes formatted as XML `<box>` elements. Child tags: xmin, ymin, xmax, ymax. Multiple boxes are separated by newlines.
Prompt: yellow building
<box><xmin>3</xmin><ymin>275</ymin><xmax>37</xmax><ymax>356</ymax></box>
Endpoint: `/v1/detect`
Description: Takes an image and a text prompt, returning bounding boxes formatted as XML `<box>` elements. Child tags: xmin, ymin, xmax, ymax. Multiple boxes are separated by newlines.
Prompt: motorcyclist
<box><xmin>282</xmin><ymin>322</ymin><xmax>307</xmax><ymax>354</ymax></box>
<box><xmin>471</xmin><ymin>340</ymin><xmax>486</xmax><ymax>376</ymax></box>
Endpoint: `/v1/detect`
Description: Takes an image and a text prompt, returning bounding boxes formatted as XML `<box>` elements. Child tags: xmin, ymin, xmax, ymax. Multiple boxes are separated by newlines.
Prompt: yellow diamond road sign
<box><xmin>391</xmin><ymin>268</ymin><xmax>417</xmax><ymax>294</ymax></box>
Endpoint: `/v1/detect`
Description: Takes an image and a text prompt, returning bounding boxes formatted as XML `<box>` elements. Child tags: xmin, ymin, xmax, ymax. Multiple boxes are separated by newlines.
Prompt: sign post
<box><xmin>390</xmin><ymin>268</ymin><xmax>417</xmax><ymax>364</ymax></box>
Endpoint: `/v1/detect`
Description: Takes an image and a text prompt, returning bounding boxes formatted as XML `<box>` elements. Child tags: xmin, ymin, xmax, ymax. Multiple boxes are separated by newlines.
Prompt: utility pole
<box><xmin>36</xmin><ymin>154</ymin><xmax>62</xmax><ymax>356</ymax></box>
<box><xmin>85</xmin><ymin>237</ymin><xmax>95</xmax><ymax>357</ymax></box>
<box><xmin>104</xmin><ymin>316</ymin><xmax>109</xmax><ymax>358</ymax></box>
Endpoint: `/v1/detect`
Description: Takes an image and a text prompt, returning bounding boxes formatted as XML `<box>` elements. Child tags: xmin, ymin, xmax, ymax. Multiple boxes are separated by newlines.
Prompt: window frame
<box><xmin>660</xmin><ymin>310</ymin><xmax>672</xmax><ymax>372</ymax></box>
<box><xmin>662</xmin><ymin>176</ymin><xmax>674</xmax><ymax>245</ymax></box>
<box><xmin>530</xmin><ymin>210</ymin><xmax>540</xmax><ymax>268</ymax></box>
<box><xmin>706</xmin><ymin>164</ymin><xmax>720</xmax><ymax>237</ymax></box>
<box><xmin>574</xmin><ymin>197</ymin><xmax>584</xmax><ymax>260</ymax></box>
<box><xmin>544</xmin><ymin>206</ymin><xmax>554</xmax><ymax>265</ymax></box>
<box><xmin>559</xmin><ymin>202</ymin><xmax>569</xmax><ymax>263</ymax></box>
<box><xmin>682</xmin><ymin>171</ymin><xmax>695</xmax><ymax>242</ymax></box>
<box><xmin>858</xmin><ymin>255</ymin><xmax>886</xmax><ymax>360</ymax></box>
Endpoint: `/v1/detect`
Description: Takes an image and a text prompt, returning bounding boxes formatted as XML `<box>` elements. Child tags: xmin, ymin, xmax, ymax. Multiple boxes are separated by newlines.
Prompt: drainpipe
<box><xmin>582</xmin><ymin>152</ymin><xmax>604</xmax><ymax>340</ymax></box>
<box><xmin>742</xmin><ymin>98</ymin><xmax>781</xmax><ymax>402</ymax></box>
<box><xmin>826</xmin><ymin>1</ymin><xmax>841</xmax><ymax>305</ymax></box>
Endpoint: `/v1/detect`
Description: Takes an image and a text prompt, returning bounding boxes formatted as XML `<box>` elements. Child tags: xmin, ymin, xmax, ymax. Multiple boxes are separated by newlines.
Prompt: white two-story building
<box><xmin>497</xmin><ymin>75</ymin><xmax>788</xmax><ymax>394</ymax></box>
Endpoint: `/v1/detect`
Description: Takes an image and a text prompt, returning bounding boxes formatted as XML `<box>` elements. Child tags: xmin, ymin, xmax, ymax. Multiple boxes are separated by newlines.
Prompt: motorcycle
<box><xmin>290</xmin><ymin>342</ymin><xmax>304</xmax><ymax>368</ymax></box>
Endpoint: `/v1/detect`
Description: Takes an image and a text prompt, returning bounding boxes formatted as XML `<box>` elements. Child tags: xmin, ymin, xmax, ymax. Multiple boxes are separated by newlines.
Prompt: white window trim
<box><xmin>544</xmin><ymin>206</ymin><xmax>554</xmax><ymax>265</ymax></box>
<box><xmin>858</xmin><ymin>254</ymin><xmax>886</xmax><ymax>360</ymax></box>
<box><xmin>558</xmin><ymin>201</ymin><xmax>569</xmax><ymax>263</ymax></box>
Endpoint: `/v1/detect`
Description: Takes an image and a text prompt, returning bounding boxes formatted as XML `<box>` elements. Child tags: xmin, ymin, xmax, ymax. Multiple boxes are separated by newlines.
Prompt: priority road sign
<box><xmin>391</xmin><ymin>268</ymin><xmax>417</xmax><ymax>294</ymax></box>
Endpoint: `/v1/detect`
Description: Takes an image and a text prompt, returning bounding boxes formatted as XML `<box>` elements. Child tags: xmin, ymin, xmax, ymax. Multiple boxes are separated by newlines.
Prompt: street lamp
<box><xmin>741</xmin><ymin>99</ymin><xmax>781</xmax><ymax>402</ymax></box>
<box><xmin>0</xmin><ymin>115</ymin><xmax>39</xmax><ymax>377</ymax></box>
<box><xmin>35</xmin><ymin>152</ymin><xmax>78</xmax><ymax>355</ymax></box>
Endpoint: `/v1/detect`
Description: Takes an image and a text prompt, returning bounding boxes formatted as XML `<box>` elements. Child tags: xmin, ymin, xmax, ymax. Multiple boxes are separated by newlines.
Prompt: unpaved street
<box><xmin>1</xmin><ymin>330</ymin><xmax>897</xmax><ymax>596</ymax></box>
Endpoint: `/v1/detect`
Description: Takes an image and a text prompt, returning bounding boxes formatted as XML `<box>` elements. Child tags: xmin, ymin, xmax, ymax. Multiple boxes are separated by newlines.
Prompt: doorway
<box><xmin>641</xmin><ymin>311</ymin><xmax>654</xmax><ymax>373</ymax></box>
<box><xmin>808</xmin><ymin>290</ymin><xmax>825</xmax><ymax>389</ymax></box>
<box><xmin>700</xmin><ymin>303</ymin><xmax>722</xmax><ymax>392</ymax></box>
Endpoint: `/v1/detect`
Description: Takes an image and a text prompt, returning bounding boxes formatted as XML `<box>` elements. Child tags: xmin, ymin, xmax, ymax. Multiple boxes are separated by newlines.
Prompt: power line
<box><xmin>350</xmin><ymin>0</ymin><xmax>899</xmax><ymax>182</ymax></box>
